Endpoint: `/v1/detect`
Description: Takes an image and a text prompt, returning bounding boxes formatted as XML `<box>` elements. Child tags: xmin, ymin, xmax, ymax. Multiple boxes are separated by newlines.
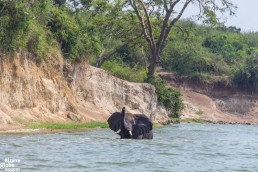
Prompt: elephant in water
<box><xmin>107</xmin><ymin>107</ymin><xmax>153</xmax><ymax>139</ymax></box>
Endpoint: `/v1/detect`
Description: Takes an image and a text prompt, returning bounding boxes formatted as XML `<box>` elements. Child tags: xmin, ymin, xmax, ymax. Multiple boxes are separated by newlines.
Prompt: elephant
<box><xmin>107</xmin><ymin>107</ymin><xmax>153</xmax><ymax>139</ymax></box>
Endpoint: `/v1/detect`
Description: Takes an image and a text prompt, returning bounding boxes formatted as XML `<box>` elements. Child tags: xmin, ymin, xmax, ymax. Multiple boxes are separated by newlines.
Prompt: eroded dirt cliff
<box><xmin>158</xmin><ymin>69</ymin><xmax>258</xmax><ymax>124</ymax></box>
<box><xmin>0</xmin><ymin>52</ymin><xmax>168</xmax><ymax>130</ymax></box>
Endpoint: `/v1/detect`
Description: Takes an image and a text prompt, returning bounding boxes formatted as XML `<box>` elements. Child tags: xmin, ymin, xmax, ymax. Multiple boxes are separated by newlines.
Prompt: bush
<box><xmin>232</xmin><ymin>55</ymin><xmax>258</xmax><ymax>91</ymax></box>
<box><xmin>0</xmin><ymin>0</ymin><xmax>58</xmax><ymax>59</ymax></box>
<box><xmin>0</xmin><ymin>1</ymin><xmax>32</xmax><ymax>52</ymax></box>
<box><xmin>203</xmin><ymin>34</ymin><xmax>246</xmax><ymax>65</ymax></box>
<box><xmin>0</xmin><ymin>0</ymin><xmax>102</xmax><ymax>60</ymax></box>
<box><xmin>162</xmin><ymin>43</ymin><xmax>214</xmax><ymax>75</ymax></box>
<box><xmin>147</xmin><ymin>76</ymin><xmax>184</xmax><ymax>118</ymax></box>
<box><xmin>102</xmin><ymin>60</ymin><xmax>147</xmax><ymax>82</ymax></box>
<box><xmin>47</xmin><ymin>6</ymin><xmax>102</xmax><ymax>60</ymax></box>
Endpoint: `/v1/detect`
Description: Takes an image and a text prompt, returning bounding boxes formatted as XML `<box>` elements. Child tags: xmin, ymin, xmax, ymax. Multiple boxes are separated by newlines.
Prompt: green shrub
<box><xmin>0</xmin><ymin>0</ymin><xmax>102</xmax><ymax>60</ymax></box>
<box><xmin>203</xmin><ymin>34</ymin><xmax>245</xmax><ymax>65</ymax></box>
<box><xmin>0</xmin><ymin>1</ymin><xmax>31</xmax><ymax>52</ymax></box>
<box><xmin>195</xmin><ymin>109</ymin><xmax>204</xmax><ymax>115</ymax></box>
<box><xmin>161</xmin><ymin>20</ymin><xmax>258</xmax><ymax>85</ymax></box>
<box><xmin>47</xmin><ymin>6</ymin><xmax>102</xmax><ymax>60</ymax></box>
<box><xmin>147</xmin><ymin>76</ymin><xmax>184</xmax><ymax>118</ymax></box>
<box><xmin>162</xmin><ymin>31</ymin><xmax>216</xmax><ymax>76</ymax></box>
<box><xmin>102</xmin><ymin>60</ymin><xmax>147</xmax><ymax>82</ymax></box>
<box><xmin>0</xmin><ymin>0</ymin><xmax>58</xmax><ymax>59</ymax></box>
<box><xmin>232</xmin><ymin>55</ymin><xmax>258</xmax><ymax>91</ymax></box>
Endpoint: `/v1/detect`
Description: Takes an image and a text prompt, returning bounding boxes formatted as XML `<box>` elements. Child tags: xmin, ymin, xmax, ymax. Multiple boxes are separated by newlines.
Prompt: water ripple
<box><xmin>0</xmin><ymin>124</ymin><xmax>258</xmax><ymax>172</ymax></box>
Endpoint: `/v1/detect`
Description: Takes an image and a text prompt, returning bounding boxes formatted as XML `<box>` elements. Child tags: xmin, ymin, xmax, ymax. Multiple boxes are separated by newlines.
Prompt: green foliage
<box><xmin>147</xmin><ymin>76</ymin><xmax>184</xmax><ymax>118</ymax></box>
<box><xmin>162</xmin><ymin>20</ymin><xmax>220</xmax><ymax>76</ymax></box>
<box><xmin>0</xmin><ymin>0</ymin><xmax>59</xmax><ymax>58</ymax></box>
<box><xmin>102</xmin><ymin>60</ymin><xmax>147</xmax><ymax>82</ymax></box>
<box><xmin>162</xmin><ymin>20</ymin><xmax>258</xmax><ymax>89</ymax></box>
<box><xmin>171</xmin><ymin>117</ymin><xmax>211</xmax><ymax>123</ymax></box>
<box><xmin>48</xmin><ymin>7</ymin><xmax>102</xmax><ymax>60</ymax></box>
<box><xmin>2</xmin><ymin>1</ymin><xmax>258</xmax><ymax>96</ymax></box>
<box><xmin>0</xmin><ymin>0</ymin><xmax>33</xmax><ymax>52</ymax></box>
<box><xmin>232</xmin><ymin>54</ymin><xmax>258</xmax><ymax>91</ymax></box>
<box><xmin>179</xmin><ymin>118</ymin><xmax>211</xmax><ymax>123</ymax></box>
<box><xmin>27</xmin><ymin>24</ymin><xmax>56</xmax><ymax>59</ymax></box>
<box><xmin>244</xmin><ymin>32</ymin><xmax>258</xmax><ymax>48</ymax></box>
<box><xmin>203</xmin><ymin>34</ymin><xmax>245</xmax><ymax>64</ymax></box>
<box><xmin>84</xmin><ymin>0</ymin><xmax>145</xmax><ymax>67</ymax></box>
<box><xmin>170</xmin><ymin>118</ymin><xmax>180</xmax><ymax>124</ymax></box>
<box><xmin>162</xmin><ymin>40</ymin><xmax>214</xmax><ymax>75</ymax></box>
<box><xmin>0</xmin><ymin>0</ymin><xmax>101</xmax><ymax>60</ymax></box>
<box><xmin>195</xmin><ymin>109</ymin><xmax>204</xmax><ymax>115</ymax></box>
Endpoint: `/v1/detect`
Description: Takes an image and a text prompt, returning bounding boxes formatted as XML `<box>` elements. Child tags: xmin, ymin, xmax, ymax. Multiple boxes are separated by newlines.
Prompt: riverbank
<box><xmin>171</xmin><ymin>118</ymin><xmax>256</xmax><ymax>125</ymax></box>
<box><xmin>0</xmin><ymin>121</ymin><xmax>168</xmax><ymax>134</ymax></box>
<box><xmin>0</xmin><ymin>53</ymin><xmax>169</xmax><ymax>129</ymax></box>
<box><xmin>158</xmin><ymin>69</ymin><xmax>258</xmax><ymax>125</ymax></box>
<box><xmin>1</xmin><ymin>119</ymin><xmax>257</xmax><ymax>135</ymax></box>
<box><xmin>0</xmin><ymin>122</ymin><xmax>108</xmax><ymax>134</ymax></box>
<box><xmin>1</xmin><ymin>53</ymin><xmax>257</xmax><ymax>131</ymax></box>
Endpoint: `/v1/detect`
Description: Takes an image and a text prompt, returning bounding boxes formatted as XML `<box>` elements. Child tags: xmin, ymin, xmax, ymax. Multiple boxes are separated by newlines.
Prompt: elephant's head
<box><xmin>107</xmin><ymin>107</ymin><xmax>153</xmax><ymax>139</ymax></box>
<box><xmin>107</xmin><ymin>107</ymin><xmax>131</xmax><ymax>137</ymax></box>
<box><xmin>107</xmin><ymin>107</ymin><xmax>126</xmax><ymax>134</ymax></box>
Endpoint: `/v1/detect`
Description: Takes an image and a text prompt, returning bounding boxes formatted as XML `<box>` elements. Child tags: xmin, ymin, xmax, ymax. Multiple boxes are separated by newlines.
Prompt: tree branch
<box><xmin>160</xmin><ymin>0</ymin><xmax>192</xmax><ymax>54</ymax></box>
<box><xmin>156</xmin><ymin>0</ymin><xmax>180</xmax><ymax>55</ymax></box>
<box><xmin>128</xmin><ymin>0</ymin><xmax>153</xmax><ymax>49</ymax></box>
<box><xmin>97</xmin><ymin>35</ymin><xmax>113</xmax><ymax>62</ymax></box>
<box><xmin>96</xmin><ymin>44</ymin><xmax>128</xmax><ymax>68</ymax></box>
<box><xmin>96</xmin><ymin>32</ymin><xmax>144</xmax><ymax>68</ymax></box>
<box><xmin>138</xmin><ymin>0</ymin><xmax>155</xmax><ymax>51</ymax></box>
<box><xmin>141</xmin><ymin>46</ymin><xmax>148</xmax><ymax>74</ymax></box>
<box><xmin>164</xmin><ymin>0</ymin><xmax>169</xmax><ymax>12</ymax></box>
<box><xmin>171</xmin><ymin>0</ymin><xmax>181</xmax><ymax>9</ymax></box>
<box><xmin>0</xmin><ymin>3</ymin><xmax>6</xmax><ymax>14</ymax></box>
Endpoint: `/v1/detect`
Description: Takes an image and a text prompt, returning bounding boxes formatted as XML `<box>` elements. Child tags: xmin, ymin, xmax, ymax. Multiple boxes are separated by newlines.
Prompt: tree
<box><xmin>79</xmin><ymin>0</ymin><xmax>145</xmax><ymax>67</ymax></box>
<box><xmin>127</xmin><ymin>0</ymin><xmax>236</xmax><ymax>77</ymax></box>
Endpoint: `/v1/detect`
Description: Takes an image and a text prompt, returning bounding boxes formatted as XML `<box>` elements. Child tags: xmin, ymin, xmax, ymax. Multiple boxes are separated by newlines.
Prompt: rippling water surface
<box><xmin>0</xmin><ymin>124</ymin><xmax>258</xmax><ymax>172</ymax></box>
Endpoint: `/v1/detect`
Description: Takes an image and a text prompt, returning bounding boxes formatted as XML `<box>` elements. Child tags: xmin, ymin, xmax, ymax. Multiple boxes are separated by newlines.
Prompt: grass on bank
<box><xmin>30</xmin><ymin>122</ymin><xmax>166</xmax><ymax>130</ymax></box>
<box><xmin>29</xmin><ymin>122</ymin><xmax>109</xmax><ymax>130</ymax></box>
<box><xmin>28</xmin><ymin>119</ymin><xmax>212</xmax><ymax>130</ymax></box>
<box><xmin>171</xmin><ymin>118</ymin><xmax>211</xmax><ymax>124</ymax></box>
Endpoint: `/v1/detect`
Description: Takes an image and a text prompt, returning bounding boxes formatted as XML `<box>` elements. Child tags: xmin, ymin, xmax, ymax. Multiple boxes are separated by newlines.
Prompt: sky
<box><xmin>180</xmin><ymin>0</ymin><xmax>258</xmax><ymax>32</ymax></box>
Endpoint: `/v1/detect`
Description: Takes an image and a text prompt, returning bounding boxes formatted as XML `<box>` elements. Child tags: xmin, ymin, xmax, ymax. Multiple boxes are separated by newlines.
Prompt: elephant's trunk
<box><xmin>121</xmin><ymin>107</ymin><xmax>126</xmax><ymax>130</ymax></box>
<box><xmin>121</xmin><ymin>107</ymin><xmax>125</xmax><ymax>116</ymax></box>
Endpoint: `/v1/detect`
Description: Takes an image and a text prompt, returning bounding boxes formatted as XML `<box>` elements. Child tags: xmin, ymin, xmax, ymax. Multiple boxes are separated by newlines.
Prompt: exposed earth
<box><xmin>158</xmin><ymin>69</ymin><xmax>258</xmax><ymax>124</ymax></box>
<box><xmin>0</xmin><ymin>53</ymin><xmax>168</xmax><ymax>131</ymax></box>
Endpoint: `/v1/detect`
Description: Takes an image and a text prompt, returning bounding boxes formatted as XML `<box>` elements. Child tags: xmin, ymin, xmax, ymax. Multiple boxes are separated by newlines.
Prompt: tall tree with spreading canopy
<box><xmin>127</xmin><ymin>0</ymin><xmax>236</xmax><ymax>77</ymax></box>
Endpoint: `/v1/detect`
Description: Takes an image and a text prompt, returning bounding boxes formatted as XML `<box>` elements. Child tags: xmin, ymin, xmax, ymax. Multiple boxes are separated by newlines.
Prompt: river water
<box><xmin>0</xmin><ymin>124</ymin><xmax>258</xmax><ymax>172</ymax></box>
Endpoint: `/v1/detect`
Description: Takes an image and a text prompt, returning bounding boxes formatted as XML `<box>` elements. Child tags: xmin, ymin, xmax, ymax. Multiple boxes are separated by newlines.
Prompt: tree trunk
<box><xmin>147</xmin><ymin>54</ymin><xmax>158</xmax><ymax>77</ymax></box>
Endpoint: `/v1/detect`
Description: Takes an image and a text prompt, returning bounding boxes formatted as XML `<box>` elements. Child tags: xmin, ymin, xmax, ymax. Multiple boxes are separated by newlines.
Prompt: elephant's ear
<box><xmin>107</xmin><ymin>112</ymin><xmax>122</xmax><ymax>133</ymax></box>
<box><xmin>132</xmin><ymin>114</ymin><xmax>153</xmax><ymax>139</ymax></box>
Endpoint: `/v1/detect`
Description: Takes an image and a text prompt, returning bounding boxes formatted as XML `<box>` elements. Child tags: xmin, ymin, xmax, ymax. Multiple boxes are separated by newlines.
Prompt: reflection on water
<box><xmin>0</xmin><ymin>124</ymin><xmax>258</xmax><ymax>172</ymax></box>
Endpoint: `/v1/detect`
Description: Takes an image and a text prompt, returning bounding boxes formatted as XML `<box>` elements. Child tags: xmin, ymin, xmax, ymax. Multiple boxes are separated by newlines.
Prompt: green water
<box><xmin>0</xmin><ymin>124</ymin><xmax>257</xmax><ymax>172</ymax></box>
